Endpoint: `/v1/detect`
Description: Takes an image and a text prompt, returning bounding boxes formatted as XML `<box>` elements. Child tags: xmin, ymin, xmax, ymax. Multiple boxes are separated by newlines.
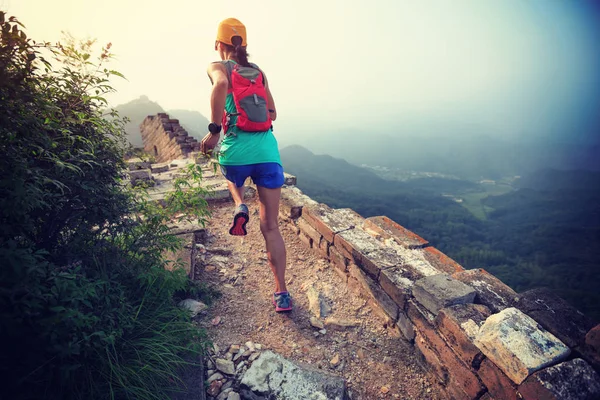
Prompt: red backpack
<box><xmin>222</xmin><ymin>62</ymin><xmax>272</xmax><ymax>134</ymax></box>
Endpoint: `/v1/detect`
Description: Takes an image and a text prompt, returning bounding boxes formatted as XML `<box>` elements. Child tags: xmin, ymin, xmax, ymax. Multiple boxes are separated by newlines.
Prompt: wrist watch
<box><xmin>208</xmin><ymin>123</ymin><xmax>222</xmax><ymax>135</ymax></box>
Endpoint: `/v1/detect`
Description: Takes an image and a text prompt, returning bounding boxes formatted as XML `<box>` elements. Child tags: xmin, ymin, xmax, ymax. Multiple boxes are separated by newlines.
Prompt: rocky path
<box><xmin>195</xmin><ymin>197</ymin><xmax>448</xmax><ymax>400</ymax></box>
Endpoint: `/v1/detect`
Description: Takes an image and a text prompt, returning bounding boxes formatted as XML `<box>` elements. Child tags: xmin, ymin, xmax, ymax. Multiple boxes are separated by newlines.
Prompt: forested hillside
<box><xmin>281</xmin><ymin>145</ymin><xmax>600</xmax><ymax>321</ymax></box>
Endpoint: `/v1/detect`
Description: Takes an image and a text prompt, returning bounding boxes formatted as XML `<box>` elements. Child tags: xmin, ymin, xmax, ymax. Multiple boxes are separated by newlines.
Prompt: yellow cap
<box><xmin>216</xmin><ymin>18</ymin><xmax>247</xmax><ymax>47</ymax></box>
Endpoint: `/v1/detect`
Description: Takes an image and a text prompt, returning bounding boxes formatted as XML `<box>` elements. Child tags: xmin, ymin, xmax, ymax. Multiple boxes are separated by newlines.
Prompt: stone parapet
<box><xmin>279</xmin><ymin>183</ymin><xmax>600</xmax><ymax>399</ymax></box>
<box><xmin>140</xmin><ymin>113</ymin><xmax>201</xmax><ymax>163</ymax></box>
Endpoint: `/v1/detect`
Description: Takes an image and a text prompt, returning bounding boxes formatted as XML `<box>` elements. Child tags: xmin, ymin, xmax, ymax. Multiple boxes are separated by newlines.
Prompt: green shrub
<box><xmin>0</xmin><ymin>12</ymin><xmax>212</xmax><ymax>399</ymax></box>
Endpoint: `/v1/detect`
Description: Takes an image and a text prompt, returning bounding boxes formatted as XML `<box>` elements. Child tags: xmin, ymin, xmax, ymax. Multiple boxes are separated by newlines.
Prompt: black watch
<box><xmin>208</xmin><ymin>123</ymin><xmax>222</xmax><ymax>134</ymax></box>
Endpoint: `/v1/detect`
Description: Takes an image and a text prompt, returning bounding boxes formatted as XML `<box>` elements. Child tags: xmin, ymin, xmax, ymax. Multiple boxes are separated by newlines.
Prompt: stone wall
<box><xmin>279</xmin><ymin>184</ymin><xmax>600</xmax><ymax>400</ymax></box>
<box><xmin>140</xmin><ymin>113</ymin><xmax>201</xmax><ymax>163</ymax></box>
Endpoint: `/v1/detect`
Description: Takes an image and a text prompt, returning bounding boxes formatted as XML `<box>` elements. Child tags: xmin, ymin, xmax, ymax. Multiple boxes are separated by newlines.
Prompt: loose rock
<box><xmin>324</xmin><ymin>317</ymin><xmax>359</xmax><ymax>330</ymax></box>
<box><xmin>177</xmin><ymin>299</ymin><xmax>207</xmax><ymax>317</ymax></box>
<box><xmin>240</xmin><ymin>350</ymin><xmax>346</xmax><ymax>399</ymax></box>
<box><xmin>207</xmin><ymin>380</ymin><xmax>223</xmax><ymax>397</ymax></box>
<box><xmin>216</xmin><ymin>388</ymin><xmax>233</xmax><ymax>400</ymax></box>
<box><xmin>207</xmin><ymin>372</ymin><xmax>224</xmax><ymax>383</ymax></box>
<box><xmin>330</xmin><ymin>354</ymin><xmax>340</xmax><ymax>367</ymax></box>
<box><xmin>310</xmin><ymin>316</ymin><xmax>325</xmax><ymax>329</ymax></box>
<box><xmin>216</xmin><ymin>358</ymin><xmax>236</xmax><ymax>375</ymax></box>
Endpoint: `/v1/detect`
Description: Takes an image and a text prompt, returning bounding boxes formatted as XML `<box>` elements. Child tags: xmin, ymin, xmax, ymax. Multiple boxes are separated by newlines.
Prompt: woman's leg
<box><xmin>257</xmin><ymin>185</ymin><xmax>287</xmax><ymax>293</ymax></box>
<box><xmin>227</xmin><ymin>181</ymin><xmax>245</xmax><ymax>206</ymax></box>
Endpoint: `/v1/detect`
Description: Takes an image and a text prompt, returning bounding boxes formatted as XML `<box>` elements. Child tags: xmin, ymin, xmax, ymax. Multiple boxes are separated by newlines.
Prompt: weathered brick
<box><xmin>150</xmin><ymin>163</ymin><xmax>169</xmax><ymax>173</ymax></box>
<box><xmin>283</xmin><ymin>172</ymin><xmax>296</xmax><ymax>186</ymax></box>
<box><xmin>397</xmin><ymin>310</ymin><xmax>415</xmax><ymax>342</ymax></box>
<box><xmin>413</xmin><ymin>274</ymin><xmax>476</xmax><ymax>315</ymax></box>
<box><xmin>279</xmin><ymin>186</ymin><xmax>317</xmax><ymax>219</ymax></box>
<box><xmin>414</xmin><ymin>333</ymin><xmax>449</xmax><ymax>385</ymax></box>
<box><xmin>129</xmin><ymin>169</ymin><xmax>152</xmax><ymax>182</ymax></box>
<box><xmin>518</xmin><ymin>358</ymin><xmax>600</xmax><ymax>400</ymax></box>
<box><xmin>407</xmin><ymin>300</ymin><xmax>485</xmax><ymax>399</ymax></box>
<box><xmin>333</xmin><ymin>264</ymin><xmax>348</xmax><ymax>284</ymax></box>
<box><xmin>435</xmin><ymin>304</ymin><xmax>490</xmax><ymax>368</ymax></box>
<box><xmin>379</xmin><ymin>264</ymin><xmax>421</xmax><ymax>309</ymax></box>
<box><xmin>297</xmin><ymin>217</ymin><xmax>322</xmax><ymax>247</ymax></box>
<box><xmin>318</xmin><ymin>237</ymin><xmax>330</xmax><ymax>259</ymax></box>
<box><xmin>335</xmin><ymin>228</ymin><xmax>387</xmax><ymax>278</ymax></box>
<box><xmin>474</xmin><ymin>307</ymin><xmax>571</xmax><ymax>384</ymax></box>
<box><xmin>298</xmin><ymin>232</ymin><xmax>312</xmax><ymax>249</ymax></box>
<box><xmin>513</xmin><ymin>288</ymin><xmax>595</xmax><ymax>348</ymax></box>
<box><xmin>303</xmin><ymin>205</ymin><xmax>357</xmax><ymax>243</ymax></box>
<box><xmin>452</xmin><ymin>268</ymin><xmax>517</xmax><ymax>313</ymax></box>
<box><xmin>348</xmin><ymin>264</ymin><xmax>398</xmax><ymax>322</ymax></box>
<box><xmin>363</xmin><ymin>216</ymin><xmax>429</xmax><ymax>249</ymax></box>
<box><xmin>420</xmin><ymin>246</ymin><xmax>465</xmax><ymax>274</ymax></box>
<box><xmin>328</xmin><ymin>245</ymin><xmax>348</xmax><ymax>273</ymax></box>
<box><xmin>478</xmin><ymin>358</ymin><xmax>519</xmax><ymax>400</ymax></box>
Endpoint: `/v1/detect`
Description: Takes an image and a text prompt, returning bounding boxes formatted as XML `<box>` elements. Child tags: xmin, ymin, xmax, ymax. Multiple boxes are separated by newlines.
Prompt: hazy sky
<box><xmin>5</xmin><ymin>0</ymin><xmax>600</xmax><ymax>143</ymax></box>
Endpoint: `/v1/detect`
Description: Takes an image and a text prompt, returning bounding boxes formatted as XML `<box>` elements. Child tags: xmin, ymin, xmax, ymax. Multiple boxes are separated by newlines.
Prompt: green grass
<box><xmin>458</xmin><ymin>183</ymin><xmax>514</xmax><ymax>220</ymax></box>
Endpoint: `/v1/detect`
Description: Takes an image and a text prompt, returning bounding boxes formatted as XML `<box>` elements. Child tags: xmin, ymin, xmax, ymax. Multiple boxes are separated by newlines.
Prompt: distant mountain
<box><xmin>113</xmin><ymin>96</ymin><xmax>210</xmax><ymax>147</ymax></box>
<box><xmin>279</xmin><ymin>129</ymin><xmax>600</xmax><ymax>180</ymax></box>
<box><xmin>114</xmin><ymin>95</ymin><xmax>164</xmax><ymax>147</ymax></box>
<box><xmin>280</xmin><ymin>145</ymin><xmax>386</xmax><ymax>192</ymax></box>
<box><xmin>167</xmin><ymin>109</ymin><xmax>209</xmax><ymax>140</ymax></box>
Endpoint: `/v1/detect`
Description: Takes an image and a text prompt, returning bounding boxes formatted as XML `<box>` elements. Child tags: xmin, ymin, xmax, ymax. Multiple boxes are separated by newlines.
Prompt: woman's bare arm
<box><xmin>206</xmin><ymin>63</ymin><xmax>229</xmax><ymax>125</ymax></box>
<box><xmin>261</xmin><ymin>70</ymin><xmax>277</xmax><ymax>121</ymax></box>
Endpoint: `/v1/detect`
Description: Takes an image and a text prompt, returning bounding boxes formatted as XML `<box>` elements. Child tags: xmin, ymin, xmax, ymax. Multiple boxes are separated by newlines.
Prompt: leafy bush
<box><xmin>0</xmin><ymin>12</ymin><xmax>212</xmax><ymax>399</ymax></box>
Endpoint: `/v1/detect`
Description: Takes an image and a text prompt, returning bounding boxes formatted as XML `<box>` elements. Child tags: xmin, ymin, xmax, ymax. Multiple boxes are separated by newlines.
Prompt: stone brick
<box><xmin>518</xmin><ymin>358</ymin><xmax>600</xmax><ymax>400</ymax></box>
<box><xmin>435</xmin><ymin>303</ymin><xmax>491</xmax><ymax>368</ymax></box>
<box><xmin>328</xmin><ymin>245</ymin><xmax>348</xmax><ymax>273</ymax></box>
<box><xmin>129</xmin><ymin>169</ymin><xmax>152</xmax><ymax>184</ymax></box>
<box><xmin>303</xmin><ymin>204</ymin><xmax>354</xmax><ymax>243</ymax></box>
<box><xmin>127</xmin><ymin>160</ymin><xmax>152</xmax><ymax>170</ymax></box>
<box><xmin>150</xmin><ymin>163</ymin><xmax>169</xmax><ymax>173</ymax></box>
<box><xmin>452</xmin><ymin>268</ymin><xmax>517</xmax><ymax>313</ymax></box>
<box><xmin>414</xmin><ymin>333</ymin><xmax>449</xmax><ymax>385</ymax></box>
<box><xmin>409</xmin><ymin>301</ymin><xmax>485</xmax><ymax>399</ymax></box>
<box><xmin>420</xmin><ymin>246</ymin><xmax>465</xmax><ymax>274</ymax></box>
<box><xmin>378</xmin><ymin>264</ymin><xmax>421</xmax><ymax>309</ymax></box>
<box><xmin>333</xmin><ymin>265</ymin><xmax>348</xmax><ymax>284</ymax></box>
<box><xmin>297</xmin><ymin>217</ymin><xmax>322</xmax><ymax>248</ymax></box>
<box><xmin>347</xmin><ymin>264</ymin><xmax>398</xmax><ymax>322</ymax></box>
<box><xmin>513</xmin><ymin>288</ymin><xmax>595</xmax><ymax>348</ymax></box>
<box><xmin>279</xmin><ymin>186</ymin><xmax>318</xmax><ymax>220</ymax></box>
<box><xmin>397</xmin><ymin>310</ymin><xmax>415</xmax><ymax>342</ymax></box>
<box><xmin>283</xmin><ymin>172</ymin><xmax>296</xmax><ymax>186</ymax></box>
<box><xmin>478</xmin><ymin>358</ymin><xmax>519</xmax><ymax>400</ymax></box>
<box><xmin>335</xmin><ymin>228</ymin><xmax>388</xmax><ymax>278</ymax></box>
<box><xmin>413</xmin><ymin>274</ymin><xmax>476</xmax><ymax>315</ymax></box>
<box><xmin>299</xmin><ymin>232</ymin><xmax>312</xmax><ymax>249</ymax></box>
<box><xmin>318</xmin><ymin>237</ymin><xmax>330</xmax><ymax>259</ymax></box>
<box><xmin>474</xmin><ymin>307</ymin><xmax>571</xmax><ymax>384</ymax></box>
<box><xmin>363</xmin><ymin>216</ymin><xmax>429</xmax><ymax>249</ymax></box>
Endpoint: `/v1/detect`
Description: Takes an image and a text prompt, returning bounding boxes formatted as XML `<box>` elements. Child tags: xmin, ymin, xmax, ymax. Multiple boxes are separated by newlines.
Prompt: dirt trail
<box><xmin>196</xmin><ymin>197</ymin><xmax>449</xmax><ymax>400</ymax></box>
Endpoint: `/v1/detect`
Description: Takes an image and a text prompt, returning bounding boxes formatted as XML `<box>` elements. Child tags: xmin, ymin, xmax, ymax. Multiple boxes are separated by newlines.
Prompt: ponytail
<box><xmin>230</xmin><ymin>36</ymin><xmax>251</xmax><ymax>67</ymax></box>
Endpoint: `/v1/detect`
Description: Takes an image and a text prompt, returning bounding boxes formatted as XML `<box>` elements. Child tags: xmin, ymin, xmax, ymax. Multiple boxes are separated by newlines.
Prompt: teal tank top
<box><xmin>217</xmin><ymin>60</ymin><xmax>281</xmax><ymax>167</ymax></box>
